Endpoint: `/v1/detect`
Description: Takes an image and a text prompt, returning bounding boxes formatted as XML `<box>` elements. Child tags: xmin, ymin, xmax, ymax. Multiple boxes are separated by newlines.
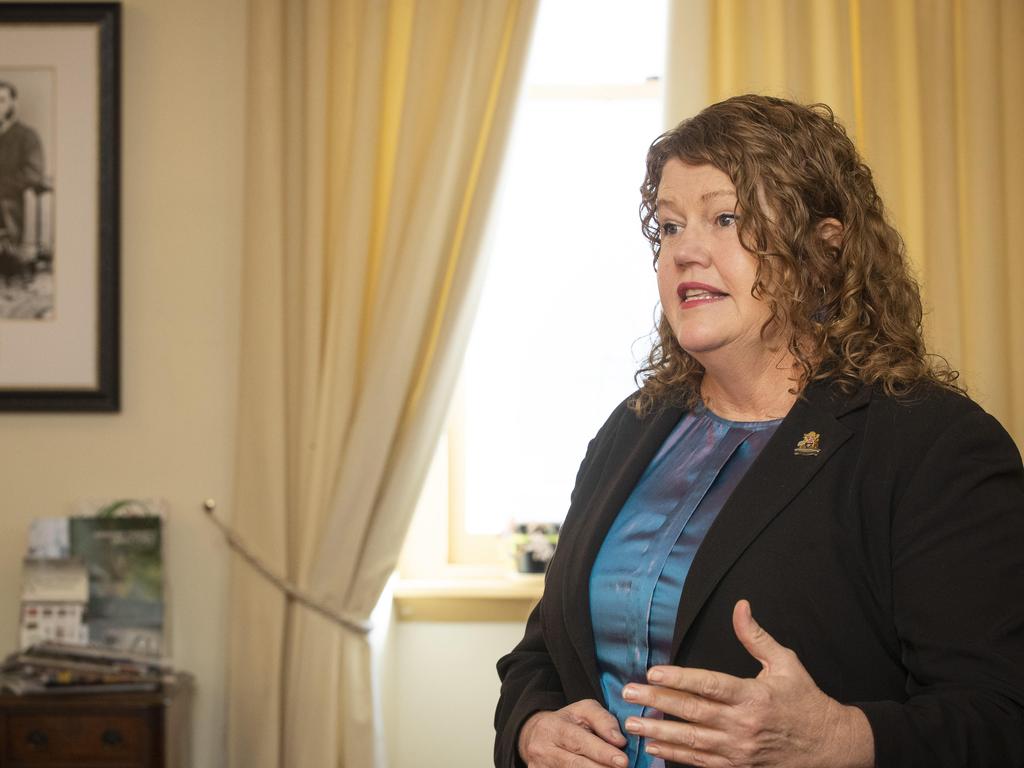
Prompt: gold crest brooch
<box><xmin>794</xmin><ymin>431</ymin><xmax>822</xmax><ymax>456</ymax></box>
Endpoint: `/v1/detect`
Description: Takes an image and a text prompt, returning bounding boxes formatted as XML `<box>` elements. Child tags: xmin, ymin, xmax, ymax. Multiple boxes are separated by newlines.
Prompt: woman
<box><xmin>494</xmin><ymin>94</ymin><xmax>1024</xmax><ymax>768</ymax></box>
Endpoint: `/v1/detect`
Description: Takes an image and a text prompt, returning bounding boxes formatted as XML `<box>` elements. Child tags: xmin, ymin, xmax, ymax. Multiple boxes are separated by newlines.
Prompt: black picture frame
<box><xmin>0</xmin><ymin>3</ymin><xmax>120</xmax><ymax>411</ymax></box>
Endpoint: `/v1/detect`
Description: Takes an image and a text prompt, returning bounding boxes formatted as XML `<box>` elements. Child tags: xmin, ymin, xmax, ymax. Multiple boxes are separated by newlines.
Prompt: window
<box><xmin>399</xmin><ymin>0</ymin><xmax>668</xmax><ymax>581</ymax></box>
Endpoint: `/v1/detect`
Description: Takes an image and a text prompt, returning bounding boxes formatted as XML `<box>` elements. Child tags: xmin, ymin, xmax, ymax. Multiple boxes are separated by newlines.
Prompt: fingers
<box><xmin>569</xmin><ymin>698</ymin><xmax>627</xmax><ymax>747</ymax></box>
<box><xmin>625</xmin><ymin>715</ymin><xmax>732</xmax><ymax>756</ymax></box>
<box><xmin>628</xmin><ymin>666</ymin><xmax>747</xmax><ymax>706</ymax></box>
<box><xmin>732</xmin><ymin>599</ymin><xmax>790</xmax><ymax>672</ymax></box>
<box><xmin>553</xmin><ymin>728</ymin><xmax>628</xmax><ymax>768</ymax></box>
<box><xmin>520</xmin><ymin>701</ymin><xmax>628</xmax><ymax>768</ymax></box>
<box><xmin>642</xmin><ymin>739</ymin><xmax>725</xmax><ymax>767</ymax></box>
<box><xmin>624</xmin><ymin>712</ymin><xmax>754</xmax><ymax>768</ymax></box>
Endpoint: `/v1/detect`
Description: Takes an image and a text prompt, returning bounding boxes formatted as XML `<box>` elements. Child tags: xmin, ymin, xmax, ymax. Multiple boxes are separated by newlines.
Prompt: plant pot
<box><xmin>516</xmin><ymin>551</ymin><xmax>549</xmax><ymax>574</ymax></box>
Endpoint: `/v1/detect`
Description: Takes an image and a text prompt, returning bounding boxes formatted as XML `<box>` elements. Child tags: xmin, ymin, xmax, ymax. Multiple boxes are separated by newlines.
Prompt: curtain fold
<box><xmin>227</xmin><ymin>1</ymin><xmax>538</xmax><ymax>766</ymax></box>
<box><xmin>666</xmin><ymin>0</ymin><xmax>1023</xmax><ymax>446</ymax></box>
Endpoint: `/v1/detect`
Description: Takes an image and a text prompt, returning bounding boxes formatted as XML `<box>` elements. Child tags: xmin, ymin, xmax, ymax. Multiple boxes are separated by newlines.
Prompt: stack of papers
<box><xmin>0</xmin><ymin>641</ymin><xmax>171</xmax><ymax>695</ymax></box>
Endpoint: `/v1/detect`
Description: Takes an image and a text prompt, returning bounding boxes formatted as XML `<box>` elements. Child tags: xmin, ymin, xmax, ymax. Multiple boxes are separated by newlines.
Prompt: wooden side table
<box><xmin>0</xmin><ymin>675</ymin><xmax>191</xmax><ymax>768</ymax></box>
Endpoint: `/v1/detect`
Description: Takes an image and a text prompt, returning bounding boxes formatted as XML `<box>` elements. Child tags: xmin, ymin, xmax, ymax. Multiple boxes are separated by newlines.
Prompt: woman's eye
<box><xmin>715</xmin><ymin>213</ymin><xmax>738</xmax><ymax>227</ymax></box>
<box><xmin>661</xmin><ymin>222</ymin><xmax>681</xmax><ymax>236</ymax></box>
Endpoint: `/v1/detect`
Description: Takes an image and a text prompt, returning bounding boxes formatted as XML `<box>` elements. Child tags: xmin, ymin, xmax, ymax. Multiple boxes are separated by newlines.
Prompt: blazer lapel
<box><xmin>562</xmin><ymin>403</ymin><xmax>683</xmax><ymax>699</ymax></box>
<box><xmin>669</xmin><ymin>383</ymin><xmax>871</xmax><ymax>658</ymax></box>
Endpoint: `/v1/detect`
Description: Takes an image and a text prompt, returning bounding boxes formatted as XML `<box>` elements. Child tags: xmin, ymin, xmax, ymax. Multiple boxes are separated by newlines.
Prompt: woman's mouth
<box><xmin>678</xmin><ymin>283</ymin><xmax>727</xmax><ymax>307</ymax></box>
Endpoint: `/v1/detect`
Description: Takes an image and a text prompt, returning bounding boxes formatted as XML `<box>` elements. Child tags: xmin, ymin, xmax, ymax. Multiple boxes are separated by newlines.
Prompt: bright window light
<box><xmin>459</xmin><ymin>0</ymin><xmax>668</xmax><ymax>536</ymax></box>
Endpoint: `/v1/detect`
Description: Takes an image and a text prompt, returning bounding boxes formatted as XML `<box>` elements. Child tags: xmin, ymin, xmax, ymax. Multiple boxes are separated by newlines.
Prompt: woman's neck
<box><xmin>699</xmin><ymin>354</ymin><xmax>800</xmax><ymax>422</ymax></box>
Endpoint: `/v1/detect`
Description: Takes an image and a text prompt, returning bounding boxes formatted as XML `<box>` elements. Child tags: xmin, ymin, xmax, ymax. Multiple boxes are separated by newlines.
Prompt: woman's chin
<box><xmin>677</xmin><ymin>336</ymin><xmax>728</xmax><ymax>361</ymax></box>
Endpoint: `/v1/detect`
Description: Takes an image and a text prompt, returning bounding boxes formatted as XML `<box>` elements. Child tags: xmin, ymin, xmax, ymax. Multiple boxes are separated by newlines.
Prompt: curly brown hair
<box><xmin>632</xmin><ymin>94</ymin><xmax>960</xmax><ymax>416</ymax></box>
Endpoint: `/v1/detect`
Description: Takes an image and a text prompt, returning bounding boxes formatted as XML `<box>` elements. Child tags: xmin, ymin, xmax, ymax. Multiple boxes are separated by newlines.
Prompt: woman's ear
<box><xmin>817</xmin><ymin>217</ymin><xmax>844</xmax><ymax>250</ymax></box>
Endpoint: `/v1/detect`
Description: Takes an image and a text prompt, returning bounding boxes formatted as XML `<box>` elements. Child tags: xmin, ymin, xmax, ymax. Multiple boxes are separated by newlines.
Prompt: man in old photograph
<box><xmin>0</xmin><ymin>76</ymin><xmax>53</xmax><ymax>319</ymax></box>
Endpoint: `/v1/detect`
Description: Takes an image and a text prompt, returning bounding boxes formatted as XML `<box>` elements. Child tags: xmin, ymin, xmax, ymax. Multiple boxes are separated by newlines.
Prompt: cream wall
<box><xmin>0</xmin><ymin>1</ymin><xmax>246</xmax><ymax>766</ymax></box>
<box><xmin>388</xmin><ymin>621</ymin><xmax>525</xmax><ymax>768</ymax></box>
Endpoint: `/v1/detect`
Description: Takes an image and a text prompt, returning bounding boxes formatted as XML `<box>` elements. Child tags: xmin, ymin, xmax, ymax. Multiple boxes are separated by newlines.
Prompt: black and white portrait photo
<box><xmin>0</xmin><ymin>5</ymin><xmax>119</xmax><ymax>411</ymax></box>
<box><xmin>0</xmin><ymin>68</ymin><xmax>54</xmax><ymax>320</ymax></box>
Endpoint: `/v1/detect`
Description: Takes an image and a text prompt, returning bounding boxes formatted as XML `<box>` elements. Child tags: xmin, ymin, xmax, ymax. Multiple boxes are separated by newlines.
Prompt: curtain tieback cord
<box><xmin>200</xmin><ymin>499</ymin><xmax>372</xmax><ymax>635</ymax></box>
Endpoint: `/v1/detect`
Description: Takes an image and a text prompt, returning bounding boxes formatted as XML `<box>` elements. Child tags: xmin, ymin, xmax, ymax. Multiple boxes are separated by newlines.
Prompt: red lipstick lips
<box><xmin>677</xmin><ymin>282</ymin><xmax>727</xmax><ymax>307</ymax></box>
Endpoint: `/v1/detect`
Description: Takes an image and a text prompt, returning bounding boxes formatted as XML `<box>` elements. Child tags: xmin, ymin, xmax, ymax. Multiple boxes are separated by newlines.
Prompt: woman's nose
<box><xmin>664</xmin><ymin>228</ymin><xmax>711</xmax><ymax>267</ymax></box>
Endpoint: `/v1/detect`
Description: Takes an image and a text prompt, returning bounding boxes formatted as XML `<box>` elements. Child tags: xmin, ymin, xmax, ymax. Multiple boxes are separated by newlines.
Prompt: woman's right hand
<box><xmin>518</xmin><ymin>699</ymin><xmax>628</xmax><ymax>767</ymax></box>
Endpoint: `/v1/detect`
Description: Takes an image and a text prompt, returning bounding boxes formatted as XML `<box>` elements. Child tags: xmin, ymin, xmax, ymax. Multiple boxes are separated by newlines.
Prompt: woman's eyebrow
<box><xmin>701</xmin><ymin>189</ymin><xmax>737</xmax><ymax>203</ymax></box>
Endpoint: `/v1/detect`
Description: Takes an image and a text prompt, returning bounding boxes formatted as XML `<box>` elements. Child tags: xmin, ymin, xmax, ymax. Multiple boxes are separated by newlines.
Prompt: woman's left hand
<box><xmin>621</xmin><ymin>600</ymin><xmax>874</xmax><ymax>768</ymax></box>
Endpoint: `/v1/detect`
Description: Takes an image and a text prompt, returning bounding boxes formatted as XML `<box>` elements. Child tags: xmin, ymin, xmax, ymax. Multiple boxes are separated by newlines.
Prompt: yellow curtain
<box><xmin>227</xmin><ymin>1</ymin><xmax>538</xmax><ymax>766</ymax></box>
<box><xmin>667</xmin><ymin>0</ymin><xmax>1024</xmax><ymax>446</ymax></box>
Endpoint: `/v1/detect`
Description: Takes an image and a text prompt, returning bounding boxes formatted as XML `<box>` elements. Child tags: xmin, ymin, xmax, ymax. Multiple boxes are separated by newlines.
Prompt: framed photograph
<box><xmin>0</xmin><ymin>3</ymin><xmax>120</xmax><ymax>411</ymax></box>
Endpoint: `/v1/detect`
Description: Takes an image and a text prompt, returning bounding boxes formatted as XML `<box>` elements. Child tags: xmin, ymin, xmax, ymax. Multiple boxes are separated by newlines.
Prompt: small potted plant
<box><xmin>508</xmin><ymin>522</ymin><xmax>561</xmax><ymax>574</ymax></box>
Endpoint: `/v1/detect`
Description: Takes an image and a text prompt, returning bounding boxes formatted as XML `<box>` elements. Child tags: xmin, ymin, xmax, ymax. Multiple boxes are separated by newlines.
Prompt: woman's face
<box><xmin>655</xmin><ymin>159</ymin><xmax>781</xmax><ymax>371</ymax></box>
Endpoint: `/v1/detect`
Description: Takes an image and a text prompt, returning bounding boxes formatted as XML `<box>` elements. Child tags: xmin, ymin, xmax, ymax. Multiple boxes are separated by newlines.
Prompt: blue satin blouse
<box><xmin>588</xmin><ymin>405</ymin><xmax>780</xmax><ymax>767</ymax></box>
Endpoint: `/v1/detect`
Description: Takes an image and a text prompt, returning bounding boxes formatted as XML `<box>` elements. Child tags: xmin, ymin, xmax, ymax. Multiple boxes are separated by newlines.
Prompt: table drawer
<box><xmin>6</xmin><ymin>712</ymin><xmax>150</xmax><ymax>764</ymax></box>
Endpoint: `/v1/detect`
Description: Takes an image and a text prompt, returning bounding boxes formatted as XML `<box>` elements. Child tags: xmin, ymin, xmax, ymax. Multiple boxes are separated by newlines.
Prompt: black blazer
<box><xmin>495</xmin><ymin>382</ymin><xmax>1024</xmax><ymax>768</ymax></box>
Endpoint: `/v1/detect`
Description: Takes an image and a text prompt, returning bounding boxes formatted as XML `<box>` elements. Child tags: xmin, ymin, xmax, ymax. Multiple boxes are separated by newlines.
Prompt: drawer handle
<box><xmin>26</xmin><ymin>729</ymin><xmax>49</xmax><ymax>747</ymax></box>
<box><xmin>101</xmin><ymin>728</ymin><xmax>124</xmax><ymax>746</ymax></box>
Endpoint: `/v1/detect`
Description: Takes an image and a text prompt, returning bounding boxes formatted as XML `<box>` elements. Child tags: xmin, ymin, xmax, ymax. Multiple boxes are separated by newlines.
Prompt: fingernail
<box><xmin>646</xmin><ymin>744</ymin><xmax>661</xmax><ymax>756</ymax></box>
<box><xmin>648</xmin><ymin>669</ymin><xmax>664</xmax><ymax>682</ymax></box>
<box><xmin>614</xmin><ymin>757</ymin><xmax>628</xmax><ymax>768</ymax></box>
<box><xmin>610</xmin><ymin>729</ymin><xmax>624</xmax><ymax>743</ymax></box>
<box><xmin>622</xmin><ymin>685</ymin><xmax>637</xmax><ymax>700</ymax></box>
<box><xmin>625</xmin><ymin>717</ymin><xmax>641</xmax><ymax>734</ymax></box>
